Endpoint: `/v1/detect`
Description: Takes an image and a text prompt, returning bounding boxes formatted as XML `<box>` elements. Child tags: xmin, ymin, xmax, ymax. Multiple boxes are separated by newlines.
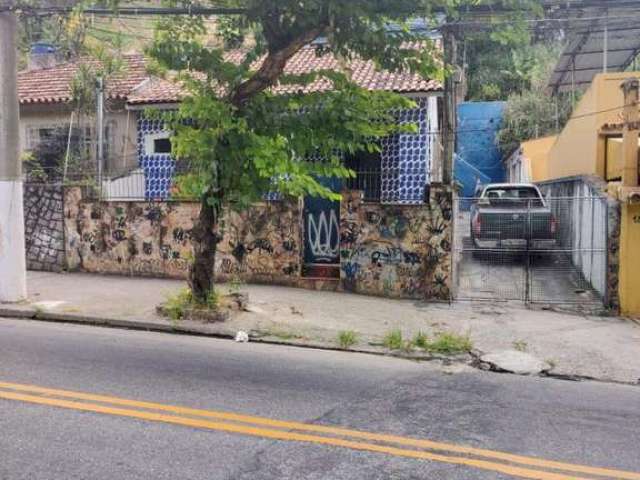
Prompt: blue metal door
<box><xmin>302</xmin><ymin>177</ymin><xmax>341</xmax><ymax>278</ymax></box>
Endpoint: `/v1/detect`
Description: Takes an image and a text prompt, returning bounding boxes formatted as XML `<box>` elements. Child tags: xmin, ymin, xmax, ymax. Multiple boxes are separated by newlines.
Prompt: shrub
<box><xmin>163</xmin><ymin>288</ymin><xmax>193</xmax><ymax>321</ymax></box>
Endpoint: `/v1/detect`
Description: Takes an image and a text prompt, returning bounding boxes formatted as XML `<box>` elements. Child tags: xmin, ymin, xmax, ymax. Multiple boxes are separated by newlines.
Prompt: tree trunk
<box><xmin>188</xmin><ymin>194</ymin><xmax>221</xmax><ymax>303</ymax></box>
<box><xmin>188</xmin><ymin>24</ymin><xmax>328</xmax><ymax>298</ymax></box>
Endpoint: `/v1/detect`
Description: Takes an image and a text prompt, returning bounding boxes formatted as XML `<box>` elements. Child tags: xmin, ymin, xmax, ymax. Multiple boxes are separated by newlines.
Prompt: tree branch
<box><xmin>230</xmin><ymin>26</ymin><xmax>327</xmax><ymax>107</ymax></box>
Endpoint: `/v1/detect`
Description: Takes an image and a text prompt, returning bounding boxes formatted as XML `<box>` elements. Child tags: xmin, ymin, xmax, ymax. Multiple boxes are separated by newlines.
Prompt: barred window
<box><xmin>25</xmin><ymin>125</ymin><xmax>58</xmax><ymax>150</ymax></box>
<box><xmin>345</xmin><ymin>149</ymin><xmax>381</xmax><ymax>202</ymax></box>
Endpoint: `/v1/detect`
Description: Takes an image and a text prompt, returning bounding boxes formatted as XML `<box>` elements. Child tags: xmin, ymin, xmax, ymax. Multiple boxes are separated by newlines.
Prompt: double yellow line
<box><xmin>0</xmin><ymin>380</ymin><xmax>637</xmax><ymax>480</ymax></box>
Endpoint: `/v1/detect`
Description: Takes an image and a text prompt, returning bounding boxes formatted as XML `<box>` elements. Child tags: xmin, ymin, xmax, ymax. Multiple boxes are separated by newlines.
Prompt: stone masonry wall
<box><xmin>64</xmin><ymin>187</ymin><xmax>302</xmax><ymax>284</ymax></box>
<box><xmin>340</xmin><ymin>187</ymin><xmax>453</xmax><ymax>300</ymax></box>
<box><xmin>23</xmin><ymin>184</ymin><xmax>65</xmax><ymax>272</ymax></box>
<box><xmin>64</xmin><ymin>187</ymin><xmax>196</xmax><ymax>278</ymax></box>
<box><xmin>63</xmin><ymin>186</ymin><xmax>452</xmax><ymax>300</ymax></box>
<box><xmin>215</xmin><ymin>200</ymin><xmax>303</xmax><ymax>286</ymax></box>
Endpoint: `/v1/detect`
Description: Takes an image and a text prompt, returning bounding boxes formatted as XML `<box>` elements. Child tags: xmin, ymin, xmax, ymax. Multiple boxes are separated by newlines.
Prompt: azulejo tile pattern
<box><xmin>137</xmin><ymin>116</ymin><xmax>175</xmax><ymax>200</ymax></box>
<box><xmin>380</xmin><ymin>98</ymin><xmax>434</xmax><ymax>205</ymax></box>
<box><xmin>137</xmin><ymin>97</ymin><xmax>436</xmax><ymax>202</ymax></box>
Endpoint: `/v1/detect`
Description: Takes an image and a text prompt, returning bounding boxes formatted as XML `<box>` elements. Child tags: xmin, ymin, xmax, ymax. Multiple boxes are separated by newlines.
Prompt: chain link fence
<box><xmin>452</xmin><ymin>195</ymin><xmax>608</xmax><ymax>306</ymax></box>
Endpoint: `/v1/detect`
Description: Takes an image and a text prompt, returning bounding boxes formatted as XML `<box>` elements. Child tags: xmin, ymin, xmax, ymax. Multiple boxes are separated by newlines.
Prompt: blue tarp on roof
<box><xmin>455</xmin><ymin>101</ymin><xmax>506</xmax><ymax>199</ymax></box>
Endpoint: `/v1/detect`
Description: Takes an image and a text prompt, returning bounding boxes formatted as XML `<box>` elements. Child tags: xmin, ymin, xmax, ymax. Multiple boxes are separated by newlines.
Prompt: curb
<box><xmin>2</xmin><ymin>307</ymin><xmax>637</xmax><ymax>386</ymax></box>
<box><xmin>0</xmin><ymin>306</ymin><xmax>470</xmax><ymax>364</ymax></box>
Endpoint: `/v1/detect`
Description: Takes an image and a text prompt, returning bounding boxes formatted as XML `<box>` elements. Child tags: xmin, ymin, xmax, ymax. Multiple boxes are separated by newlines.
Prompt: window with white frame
<box><xmin>144</xmin><ymin>131</ymin><xmax>172</xmax><ymax>155</ymax></box>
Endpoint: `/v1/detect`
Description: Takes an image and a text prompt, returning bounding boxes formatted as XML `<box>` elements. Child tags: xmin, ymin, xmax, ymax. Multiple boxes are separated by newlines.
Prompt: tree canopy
<box><xmin>145</xmin><ymin>0</ymin><xmax>450</xmax><ymax>299</ymax></box>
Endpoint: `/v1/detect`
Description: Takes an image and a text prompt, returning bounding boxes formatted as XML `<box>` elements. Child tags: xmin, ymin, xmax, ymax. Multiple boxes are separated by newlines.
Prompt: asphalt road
<box><xmin>0</xmin><ymin>318</ymin><xmax>639</xmax><ymax>480</ymax></box>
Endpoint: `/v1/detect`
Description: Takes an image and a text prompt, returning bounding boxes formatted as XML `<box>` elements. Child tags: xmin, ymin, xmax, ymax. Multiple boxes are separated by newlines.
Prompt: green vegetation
<box><xmin>382</xmin><ymin>329</ymin><xmax>473</xmax><ymax>355</ymax></box>
<box><xmin>383</xmin><ymin>329</ymin><xmax>404</xmax><ymax>350</ymax></box>
<box><xmin>162</xmin><ymin>287</ymin><xmax>219</xmax><ymax>321</ymax></box>
<box><xmin>426</xmin><ymin>332</ymin><xmax>473</xmax><ymax>355</ymax></box>
<box><xmin>495</xmin><ymin>43</ymin><xmax>575</xmax><ymax>154</ymax></box>
<box><xmin>228</xmin><ymin>274</ymin><xmax>246</xmax><ymax>295</ymax></box>
<box><xmin>337</xmin><ymin>331</ymin><xmax>358</xmax><ymax>350</ymax></box>
<box><xmin>147</xmin><ymin>0</ymin><xmax>445</xmax><ymax>303</ymax></box>
<box><xmin>261</xmin><ymin>329</ymin><xmax>306</xmax><ymax>341</ymax></box>
<box><xmin>512</xmin><ymin>340</ymin><xmax>528</xmax><ymax>352</ymax></box>
<box><xmin>412</xmin><ymin>331</ymin><xmax>429</xmax><ymax>349</ymax></box>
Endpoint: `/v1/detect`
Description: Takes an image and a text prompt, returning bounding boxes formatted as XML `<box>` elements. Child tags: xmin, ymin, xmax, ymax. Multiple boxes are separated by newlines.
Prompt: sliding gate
<box><xmin>452</xmin><ymin>195</ymin><xmax>609</xmax><ymax>307</ymax></box>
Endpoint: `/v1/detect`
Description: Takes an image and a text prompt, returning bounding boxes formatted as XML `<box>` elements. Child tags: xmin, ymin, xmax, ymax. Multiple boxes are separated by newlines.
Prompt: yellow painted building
<box><xmin>619</xmin><ymin>203</ymin><xmax>640</xmax><ymax>316</ymax></box>
<box><xmin>547</xmin><ymin>71</ymin><xmax>640</xmax><ymax>181</ymax></box>
<box><xmin>525</xmin><ymin>72</ymin><xmax>640</xmax><ymax>317</ymax></box>
<box><xmin>504</xmin><ymin>136</ymin><xmax>556</xmax><ymax>183</ymax></box>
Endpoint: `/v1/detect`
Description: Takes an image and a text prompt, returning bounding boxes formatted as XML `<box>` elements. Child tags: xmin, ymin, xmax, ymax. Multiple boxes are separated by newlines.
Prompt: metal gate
<box><xmin>452</xmin><ymin>195</ymin><xmax>609</xmax><ymax>306</ymax></box>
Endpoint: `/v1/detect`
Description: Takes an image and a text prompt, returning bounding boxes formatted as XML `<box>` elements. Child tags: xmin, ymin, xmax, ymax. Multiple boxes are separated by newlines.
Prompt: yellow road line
<box><xmin>0</xmin><ymin>381</ymin><xmax>638</xmax><ymax>480</ymax></box>
<box><xmin>0</xmin><ymin>390</ymin><xmax>592</xmax><ymax>480</ymax></box>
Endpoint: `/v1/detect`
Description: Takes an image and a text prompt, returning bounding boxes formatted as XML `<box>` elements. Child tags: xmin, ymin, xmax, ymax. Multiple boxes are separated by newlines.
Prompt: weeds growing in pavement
<box><xmin>163</xmin><ymin>288</ymin><xmax>219</xmax><ymax>321</ymax></box>
<box><xmin>412</xmin><ymin>331</ymin><xmax>429</xmax><ymax>349</ymax></box>
<box><xmin>512</xmin><ymin>340</ymin><xmax>528</xmax><ymax>352</ymax></box>
<box><xmin>426</xmin><ymin>332</ymin><xmax>473</xmax><ymax>355</ymax></box>
<box><xmin>383</xmin><ymin>329</ymin><xmax>404</xmax><ymax>350</ymax></box>
<box><xmin>337</xmin><ymin>330</ymin><xmax>358</xmax><ymax>349</ymax></box>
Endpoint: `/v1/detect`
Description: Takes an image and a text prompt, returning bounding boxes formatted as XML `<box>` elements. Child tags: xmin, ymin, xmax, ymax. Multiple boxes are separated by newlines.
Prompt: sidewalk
<box><xmin>2</xmin><ymin>271</ymin><xmax>639</xmax><ymax>384</ymax></box>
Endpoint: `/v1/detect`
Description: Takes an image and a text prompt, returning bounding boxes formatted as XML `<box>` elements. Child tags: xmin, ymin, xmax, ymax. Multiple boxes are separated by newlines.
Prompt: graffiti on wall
<box><xmin>65</xmin><ymin>187</ymin><xmax>302</xmax><ymax>284</ymax></box>
<box><xmin>307</xmin><ymin>210</ymin><xmax>340</xmax><ymax>262</ymax></box>
<box><xmin>63</xmin><ymin>186</ymin><xmax>451</xmax><ymax>300</ymax></box>
<box><xmin>216</xmin><ymin>201</ymin><xmax>301</xmax><ymax>281</ymax></box>
<box><xmin>339</xmin><ymin>190</ymin><xmax>452</xmax><ymax>300</ymax></box>
<box><xmin>65</xmin><ymin>188</ymin><xmax>195</xmax><ymax>278</ymax></box>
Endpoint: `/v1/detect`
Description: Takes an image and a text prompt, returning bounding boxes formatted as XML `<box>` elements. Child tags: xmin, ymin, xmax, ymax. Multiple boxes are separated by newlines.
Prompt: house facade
<box><xmin>512</xmin><ymin>71</ymin><xmax>640</xmax><ymax>316</ymax></box>
<box><xmin>18</xmin><ymin>47</ymin><xmax>454</xmax><ymax>301</ymax></box>
<box><xmin>503</xmin><ymin>135</ymin><xmax>557</xmax><ymax>183</ymax></box>
<box><xmin>17</xmin><ymin>54</ymin><xmax>149</xmax><ymax>178</ymax></box>
<box><xmin>545</xmin><ymin>72</ymin><xmax>640</xmax><ymax>181</ymax></box>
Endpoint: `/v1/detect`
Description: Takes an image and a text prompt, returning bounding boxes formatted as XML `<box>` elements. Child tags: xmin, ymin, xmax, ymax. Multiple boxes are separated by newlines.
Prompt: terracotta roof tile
<box><xmin>18</xmin><ymin>54</ymin><xmax>148</xmax><ymax>105</ymax></box>
<box><xmin>19</xmin><ymin>45</ymin><xmax>441</xmax><ymax>107</ymax></box>
<box><xmin>127</xmin><ymin>77</ymin><xmax>184</xmax><ymax>105</ymax></box>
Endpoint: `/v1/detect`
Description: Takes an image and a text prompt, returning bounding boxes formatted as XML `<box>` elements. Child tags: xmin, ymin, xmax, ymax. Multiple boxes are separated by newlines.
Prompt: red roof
<box><xmin>18</xmin><ymin>54</ymin><xmax>149</xmax><ymax>105</ymax></box>
<box><xmin>127</xmin><ymin>77</ymin><xmax>184</xmax><ymax>105</ymax></box>
<box><xmin>19</xmin><ymin>46</ymin><xmax>441</xmax><ymax>107</ymax></box>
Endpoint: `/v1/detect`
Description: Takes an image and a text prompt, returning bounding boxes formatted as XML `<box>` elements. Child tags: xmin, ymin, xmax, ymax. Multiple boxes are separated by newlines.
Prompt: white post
<box><xmin>63</xmin><ymin>111</ymin><xmax>75</xmax><ymax>182</ymax></box>
<box><xmin>96</xmin><ymin>76</ymin><xmax>104</xmax><ymax>190</ymax></box>
<box><xmin>0</xmin><ymin>9</ymin><xmax>27</xmax><ymax>302</ymax></box>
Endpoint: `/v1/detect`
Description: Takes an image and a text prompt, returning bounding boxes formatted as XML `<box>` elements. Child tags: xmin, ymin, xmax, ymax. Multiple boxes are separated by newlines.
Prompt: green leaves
<box><xmin>148</xmin><ymin>0</ymin><xmax>447</xmax><ymax>207</ymax></box>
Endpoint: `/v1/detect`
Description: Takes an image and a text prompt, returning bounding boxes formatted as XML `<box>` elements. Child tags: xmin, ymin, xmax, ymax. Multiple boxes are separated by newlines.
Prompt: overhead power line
<box><xmin>4</xmin><ymin>5</ymin><xmax>247</xmax><ymax>16</ymax></box>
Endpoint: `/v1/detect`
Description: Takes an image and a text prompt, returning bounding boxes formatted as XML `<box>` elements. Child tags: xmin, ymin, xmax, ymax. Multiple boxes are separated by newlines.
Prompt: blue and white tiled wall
<box><xmin>136</xmin><ymin>96</ymin><xmax>438</xmax><ymax>203</ymax></box>
<box><xmin>380</xmin><ymin>97</ymin><xmax>437</xmax><ymax>205</ymax></box>
<box><xmin>137</xmin><ymin>116</ymin><xmax>175</xmax><ymax>200</ymax></box>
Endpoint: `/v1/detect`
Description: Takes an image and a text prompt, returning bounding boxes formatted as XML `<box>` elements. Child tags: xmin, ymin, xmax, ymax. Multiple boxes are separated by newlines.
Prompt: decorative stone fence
<box><xmin>24</xmin><ymin>185</ymin><xmax>454</xmax><ymax>301</ymax></box>
<box><xmin>23</xmin><ymin>184</ymin><xmax>65</xmax><ymax>272</ymax></box>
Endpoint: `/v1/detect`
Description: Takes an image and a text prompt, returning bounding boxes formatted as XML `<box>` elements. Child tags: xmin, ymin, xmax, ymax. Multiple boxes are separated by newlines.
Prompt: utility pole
<box><xmin>0</xmin><ymin>7</ymin><xmax>27</xmax><ymax>302</ymax></box>
<box><xmin>441</xmin><ymin>24</ymin><xmax>458</xmax><ymax>186</ymax></box>
<box><xmin>96</xmin><ymin>76</ymin><xmax>104</xmax><ymax>188</ymax></box>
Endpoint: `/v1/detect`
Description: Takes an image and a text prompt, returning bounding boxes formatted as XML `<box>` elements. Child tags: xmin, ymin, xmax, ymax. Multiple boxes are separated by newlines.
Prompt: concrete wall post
<box><xmin>0</xmin><ymin>10</ymin><xmax>27</xmax><ymax>301</ymax></box>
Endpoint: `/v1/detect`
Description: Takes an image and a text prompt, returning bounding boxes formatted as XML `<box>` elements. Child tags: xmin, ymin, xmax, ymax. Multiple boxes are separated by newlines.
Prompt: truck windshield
<box><xmin>483</xmin><ymin>187</ymin><xmax>544</xmax><ymax>208</ymax></box>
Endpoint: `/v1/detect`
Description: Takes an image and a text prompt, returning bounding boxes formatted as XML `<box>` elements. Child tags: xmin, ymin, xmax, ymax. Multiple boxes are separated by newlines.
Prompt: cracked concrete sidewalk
<box><xmin>2</xmin><ymin>271</ymin><xmax>639</xmax><ymax>384</ymax></box>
